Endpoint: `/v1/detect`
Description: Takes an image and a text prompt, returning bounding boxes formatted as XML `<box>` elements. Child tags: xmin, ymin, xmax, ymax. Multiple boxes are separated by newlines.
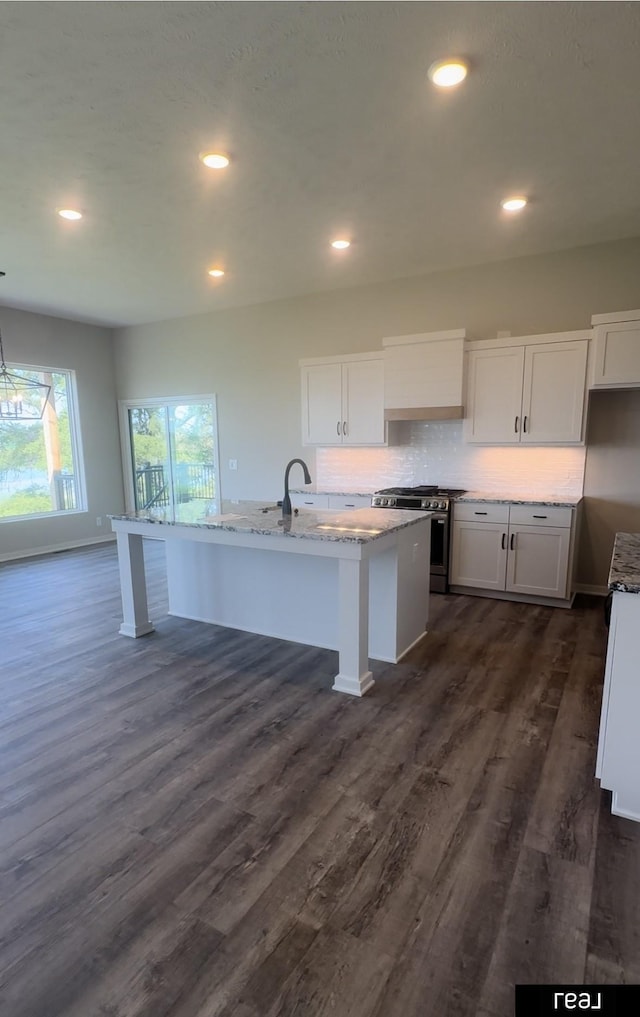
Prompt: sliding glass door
<box><xmin>121</xmin><ymin>397</ymin><xmax>219</xmax><ymax>521</ymax></box>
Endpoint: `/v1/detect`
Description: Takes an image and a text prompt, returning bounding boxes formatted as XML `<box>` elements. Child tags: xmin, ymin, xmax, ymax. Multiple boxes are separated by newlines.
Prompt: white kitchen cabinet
<box><xmin>290</xmin><ymin>493</ymin><xmax>330</xmax><ymax>509</ymax></box>
<box><xmin>327</xmin><ymin>495</ymin><xmax>373</xmax><ymax>510</ymax></box>
<box><xmin>596</xmin><ymin>590</ymin><xmax>640</xmax><ymax>822</ymax></box>
<box><xmin>300</xmin><ymin>354</ymin><xmax>386</xmax><ymax>446</ymax></box>
<box><xmin>450</xmin><ymin>519</ymin><xmax>507</xmax><ymax>590</ymax></box>
<box><xmin>466</xmin><ymin>347</ymin><xmax>524</xmax><ymax>443</ymax></box>
<box><xmin>450</xmin><ymin>501</ymin><xmax>576</xmax><ymax>604</ymax></box>
<box><xmin>466</xmin><ymin>333</ymin><xmax>589</xmax><ymax>445</ymax></box>
<box><xmin>505</xmin><ymin>524</ymin><xmax>571</xmax><ymax>598</ymax></box>
<box><xmin>290</xmin><ymin>493</ymin><xmax>372</xmax><ymax>511</ymax></box>
<box><xmin>591</xmin><ymin>309</ymin><xmax>640</xmax><ymax>388</ymax></box>
<box><xmin>382</xmin><ymin>329</ymin><xmax>465</xmax><ymax>419</ymax></box>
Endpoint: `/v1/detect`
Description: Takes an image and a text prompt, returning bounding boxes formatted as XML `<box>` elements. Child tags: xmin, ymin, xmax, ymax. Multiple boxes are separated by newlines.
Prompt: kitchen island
<box><xmin>596</xmin><ymin>532</ymin><xmax>640</xmax><ymax>822</ymax></box>
<box><xmin>110</xmin><ymin>502</ymin><xmax>432</xmax><ymax>696</ymax></box>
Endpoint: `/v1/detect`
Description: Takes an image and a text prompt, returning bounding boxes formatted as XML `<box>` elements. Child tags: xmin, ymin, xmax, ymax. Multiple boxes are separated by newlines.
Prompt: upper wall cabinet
<box><xmin>465</xmin><ymin>332</ymin><xmax>589</xmax><ymax>445</ymax></box>
<box><xmin>300</xmin><ymin>353</ymin><xmax>386</xmax><ymax>446</ymax></box>
<box><xmin>382</xmin><ymin>329</ymin><xmax>465</xmax><ymax>420</ymax></box>
<box><xmin>591</xmin><ymin>309</ymin><xmax>640</xmax><ymax>388</ymax></box>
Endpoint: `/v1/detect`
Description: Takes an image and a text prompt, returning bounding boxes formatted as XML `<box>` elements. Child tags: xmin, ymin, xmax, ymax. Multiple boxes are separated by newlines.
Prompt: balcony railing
<box><xmin>135</xmin><ymin>463</ymin><xmax>216</xmax><ymax>509</ymax></box>
<box><xmin>53</xmin><ymin>472</ymin><xmax>77</xmax><ymax>510</ymax></box>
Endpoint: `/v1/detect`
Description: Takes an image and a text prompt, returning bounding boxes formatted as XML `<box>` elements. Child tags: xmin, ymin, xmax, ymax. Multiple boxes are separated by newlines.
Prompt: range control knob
<box><xmin>420</xmin><ymin>498</ymin><xmax>429</xmax><ymax>509</ymax></box>
<box><xmin>439</xmin><ymin>500</ymin><xmax>447</xmax><ymax>510</ymax></box>
<box><xmin>429</xmin><ymin>499</ymin><xmax>438</xmax><ymax>509</ymax></box>
<box><xmin>388</xmin><ymin>497</ymin><xmax>396</xmax><ymax>507</ymax></box>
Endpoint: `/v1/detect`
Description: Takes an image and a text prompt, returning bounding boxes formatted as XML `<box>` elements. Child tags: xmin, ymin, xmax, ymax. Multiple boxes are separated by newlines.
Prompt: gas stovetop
<box><xmin>371</xmin><ymin>486</ymin><xmax>467</xmax><ymax>510</ymax></box>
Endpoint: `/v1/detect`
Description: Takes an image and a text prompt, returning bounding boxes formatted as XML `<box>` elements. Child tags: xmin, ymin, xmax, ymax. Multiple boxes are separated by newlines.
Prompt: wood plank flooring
<box><xmin>1</xmin><ymin>540</ymin><xmax>639</xmax><ymax>1016</ymax></box>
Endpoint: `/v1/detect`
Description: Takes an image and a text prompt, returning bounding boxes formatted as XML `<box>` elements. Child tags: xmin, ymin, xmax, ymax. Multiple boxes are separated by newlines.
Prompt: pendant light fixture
<box><xmin>0</xmin><ymin>326</ymin><xmax>51</xmax><ymax>420</ymax></box>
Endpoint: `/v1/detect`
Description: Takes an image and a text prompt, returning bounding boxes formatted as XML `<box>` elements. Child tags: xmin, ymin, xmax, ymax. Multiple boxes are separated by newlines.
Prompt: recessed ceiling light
<box><xmin>208</xmin><ymin>268</ymin><xmax>225</xmax><ymax>278</ymax></box>
<box><xmin>501</xmin><ymin>196</ymin><xmax>528</xmax><ymax>212</ymax></box>
<box><xmin>331</xmin><ymin>239</ymin><xmax>350</xmax><ymax>250</ymax></box>
<box><xmin>200</xmin><ymin>153</ymin><xmax>230</xmax><ymax>169</ymax></box>
<box><xmin>57</xmin><ymin>208</ymin><xmax>83</xmax><ymax>221</ymax></box>
<box><xmin>428</xmin><ymin>59</ymin><xmax>468</xmax><ymax>88</ymax></box>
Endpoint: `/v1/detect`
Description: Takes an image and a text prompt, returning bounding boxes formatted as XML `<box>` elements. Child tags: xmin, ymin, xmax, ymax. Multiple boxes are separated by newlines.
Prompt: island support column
<box><xmin>332</xmin><ymin>556</ymin><xmax>374</xmax><ymax>697</ymax></box>
<box><xmin>116</xmin><ymin>530</ymin><xmax>155</xmax><ymax>638</ymax></box>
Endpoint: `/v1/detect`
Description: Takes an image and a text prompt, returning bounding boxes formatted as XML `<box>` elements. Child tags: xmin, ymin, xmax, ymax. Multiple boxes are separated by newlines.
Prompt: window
<box><xmin>0</xmin><ymin>367</ymin><xmax>85</xmax><ymax>521</ymax></box>
<box><xmin>119</xmin><ymin>397</ymin><xmax>220</xmax><ymax>522</ymax></box>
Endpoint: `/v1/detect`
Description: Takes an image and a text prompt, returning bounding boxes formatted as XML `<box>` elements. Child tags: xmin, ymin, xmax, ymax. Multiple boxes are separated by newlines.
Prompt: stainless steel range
<box><xmin>371</xmin><ymin>486</ymin><xmax>466</xmax><ymax>593</ymax></box>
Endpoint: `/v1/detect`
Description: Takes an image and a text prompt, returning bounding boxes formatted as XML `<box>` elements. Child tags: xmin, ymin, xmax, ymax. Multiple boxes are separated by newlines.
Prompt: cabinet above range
<box><xmin>382</xmin><ymin>329</ymin><xmax>465</xmax><ymax>421</ymax></box>
<box><xmin>465</xmin><ymin>330</ymin><xmax>590</xmax><ymax>445</ymax></box>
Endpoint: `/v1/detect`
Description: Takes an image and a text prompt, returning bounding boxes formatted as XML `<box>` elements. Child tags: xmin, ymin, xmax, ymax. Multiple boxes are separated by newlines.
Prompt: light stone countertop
<box><xmin>608</xmin><ymin>533</ymin><xmax>640</xmax><ymax>594</ymax></box>
<box><xmin>288</xmin><ymin>486</ymin><xmax>376</xmax><ymax>497</ymax></box>
<box><xmin>455</xmin><ymin>491</ymin><xmax>583</xmax><ymax>508</ymax></box>
<box><xmin>109</xmin><ymin>499</ymin><xmax>431</xmax><ymax>546</ymax></box>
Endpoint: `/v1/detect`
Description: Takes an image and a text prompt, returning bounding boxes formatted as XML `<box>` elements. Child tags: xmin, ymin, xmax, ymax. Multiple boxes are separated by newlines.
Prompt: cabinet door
<box><xmin>450</xmin><ymin>520</ymin><xmax>508</xmax><ymax>590</ymax></box>
<box><xmin>593</xmin><ymin>320</ymin><xmax>640</xmax><ymax>388</ymax></box>
<box><xmin>505</xmin><ymin>525</ymin><xmax>570</xmax><ymax>599</ymax></box>
<box><xmin>342</xmin><ymin>359</ymin><xmax>386</xmax><ymax>445</ymax></box>
<box><xmin>466</xmin><ymin>347</ymin><xmax>525</xmax><ymax>443</ymax></box>
<box><xmin>327</xmin><ymin>495</ymin><xmax>372</xmax><ymax>510</ymax></box>
<box><xmin>290</xmin><ymin>493</ymin><xmax>330</xmax><ymax>509</ymax></box>
<box><xmin>301</xmin><ymin>363</ymin><xmax>343</xmax><ymax>445</ymax></box>
<box><xmin>521</xmin><ymin>341</ymin><xmax>587</xmax><ymax>444</ymax></box>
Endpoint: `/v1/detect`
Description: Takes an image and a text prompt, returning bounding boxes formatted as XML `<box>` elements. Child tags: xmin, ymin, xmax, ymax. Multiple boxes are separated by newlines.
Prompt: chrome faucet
<box><xmin>282</xmin><ymin>458</ymin><xmax>312</xmax><ymax>518</ymax></box>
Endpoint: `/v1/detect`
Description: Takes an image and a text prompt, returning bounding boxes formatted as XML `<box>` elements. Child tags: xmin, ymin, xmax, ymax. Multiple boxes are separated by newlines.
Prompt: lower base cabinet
<box><xmin>290</xmin><ymin>493</ymin><xmax>372</xmax><ymax>511</ymax></box>
<box><xmin>450</xmin><ymin>502</ymin><xmax>575</xmax><ymax>603</ymax></box>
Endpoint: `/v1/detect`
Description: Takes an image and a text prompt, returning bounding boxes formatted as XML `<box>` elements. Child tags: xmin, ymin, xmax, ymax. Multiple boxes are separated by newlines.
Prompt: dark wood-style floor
<box><xmin>1</xmin><ymin>541</ymin><xmax>639</xmax><ymax>1017</ymax></box>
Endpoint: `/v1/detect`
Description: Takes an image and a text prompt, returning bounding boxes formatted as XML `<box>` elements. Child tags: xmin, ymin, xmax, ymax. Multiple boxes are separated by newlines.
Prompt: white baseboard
<box><xmin>0</xmin><ymin>534</ymin><xmax>116</xmax><ymax>564</ymax></box>
<box><xmin>574</xmin><ymin>583</ymin><xmax>609</xmax><ymax>597</ymax></box>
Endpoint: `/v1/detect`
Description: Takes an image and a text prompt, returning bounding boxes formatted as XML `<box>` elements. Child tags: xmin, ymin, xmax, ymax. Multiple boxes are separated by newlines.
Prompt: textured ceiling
<box><xmin>1</xmin><ymin>1</ymin><xmax>640</xmax><ymax>327</ymax></box>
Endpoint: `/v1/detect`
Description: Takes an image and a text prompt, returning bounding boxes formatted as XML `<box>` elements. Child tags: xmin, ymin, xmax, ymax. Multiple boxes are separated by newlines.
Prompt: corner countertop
<box><xmin>456</xmin><ymin>491</ymin><xmax>582</xmax><ymax>508</ymax></box>
<box><xmin>109</xmin><ymin>500</ymin><xmax>432</xmax><ymax>546</ymax></box>
<box><xmin>608</xmin><ymin>533</ymin><xmax>640</xmax><ymax>594</ymax></box>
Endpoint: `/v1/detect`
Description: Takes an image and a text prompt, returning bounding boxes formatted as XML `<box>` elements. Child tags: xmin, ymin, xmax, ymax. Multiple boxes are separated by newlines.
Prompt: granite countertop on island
<box><xmin>109</xmin><ymin>500</ymin><xmax>431</xmax><ymax>546</ymax></box>
<box><xmin>455</xmin><ymin>491</ymin><xmax>583</xmax><ymax>508</ymax></box>
<box><xmin>608</xmin><ymin>533</ymin><xmax>640</xmax><ymax>594</ymax></box>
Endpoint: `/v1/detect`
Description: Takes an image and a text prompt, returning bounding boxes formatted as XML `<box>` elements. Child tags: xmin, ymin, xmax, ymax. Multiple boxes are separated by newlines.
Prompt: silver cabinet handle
<box><xmin>510</xmin><ymin>532</ymin><xmax>515</xmax><ymax>550</ymax></box>
<box><xmin>336</xmin><ymin>421</ymin><xmax>341</xmax><ymax>435</ymax></box>
<box><xmin>343</xmin><ymin>420</ymin><xmax>347</xmax><ymax>436</ymax></box>
<box><xmin>514</xmin><ymin>416</ymin><xmax>519</xmax><ymax>433</ymax></box>
<box><xmin>501</xmin><ymin>532</ymin><xmax>506</xmax><ymax>549</ymax></box>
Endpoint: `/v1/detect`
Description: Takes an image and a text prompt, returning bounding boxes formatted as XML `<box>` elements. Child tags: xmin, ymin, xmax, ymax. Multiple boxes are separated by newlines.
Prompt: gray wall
<box><xmin>579</xmin><ymin>389</ymin><xmax>640</xmax><ymax>590</ymax></box>
<box><xmin>114</xmin><ymin>238</ymin><xmax>640</xmax><ymax>554</ymax></box>
<box><xmin>0</xmin><ymin>305</ymin><xmax>124</xmax><ymax>559</ymax></box>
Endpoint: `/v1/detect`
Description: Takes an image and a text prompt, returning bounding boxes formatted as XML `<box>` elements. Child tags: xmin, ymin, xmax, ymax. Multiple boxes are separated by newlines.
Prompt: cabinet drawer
<box><xmin>509</xmin><ymin>504</ymin><xmax>572</xmax><ymax>528</ymax></box>
<box><xmin>327</xmin><ymin>495</ymin><xmax>372</xmax><ymax>510</ymax></box>
<box><xmin>454</xmin><ymin>502</ymin><xmax>510</xmax><ymax>524</ymax></box>
<box><xmin>290</xmin><ymin>494</ymin><xmax>330</xmax><ymax>509</ymax></box>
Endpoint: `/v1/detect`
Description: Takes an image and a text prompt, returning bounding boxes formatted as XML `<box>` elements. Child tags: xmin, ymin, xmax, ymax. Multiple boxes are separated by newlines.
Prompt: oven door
<box><xmin>429</xmin><ymin>512</ymin><xmax>449</xmax><ymax>592</ymax></box>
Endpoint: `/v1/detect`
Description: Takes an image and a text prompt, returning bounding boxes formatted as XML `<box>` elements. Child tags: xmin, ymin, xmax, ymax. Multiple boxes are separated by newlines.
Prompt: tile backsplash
<box><xmin>316</xmin><ymin>420</ymin><xmax>586</xmax><ymax>496</ymax></box>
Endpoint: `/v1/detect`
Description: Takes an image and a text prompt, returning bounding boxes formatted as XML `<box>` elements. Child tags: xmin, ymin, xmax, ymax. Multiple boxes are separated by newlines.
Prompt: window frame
<box><xmin>0</xmin><ymin>362</ymin><xmax>87</xmax><ymax>523</ymax></box>
<box><xmin>117</xmin><ymin>394</ymin><xmax>221</xmax><ymax>515</ymax></box>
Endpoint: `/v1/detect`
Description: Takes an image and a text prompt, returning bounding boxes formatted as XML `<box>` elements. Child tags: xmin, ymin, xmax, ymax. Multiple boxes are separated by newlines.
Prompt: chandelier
<box><xmin>0</xmin><ymin>326</ymin><xmax>51</xmax><ymax>420</ymax></box>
